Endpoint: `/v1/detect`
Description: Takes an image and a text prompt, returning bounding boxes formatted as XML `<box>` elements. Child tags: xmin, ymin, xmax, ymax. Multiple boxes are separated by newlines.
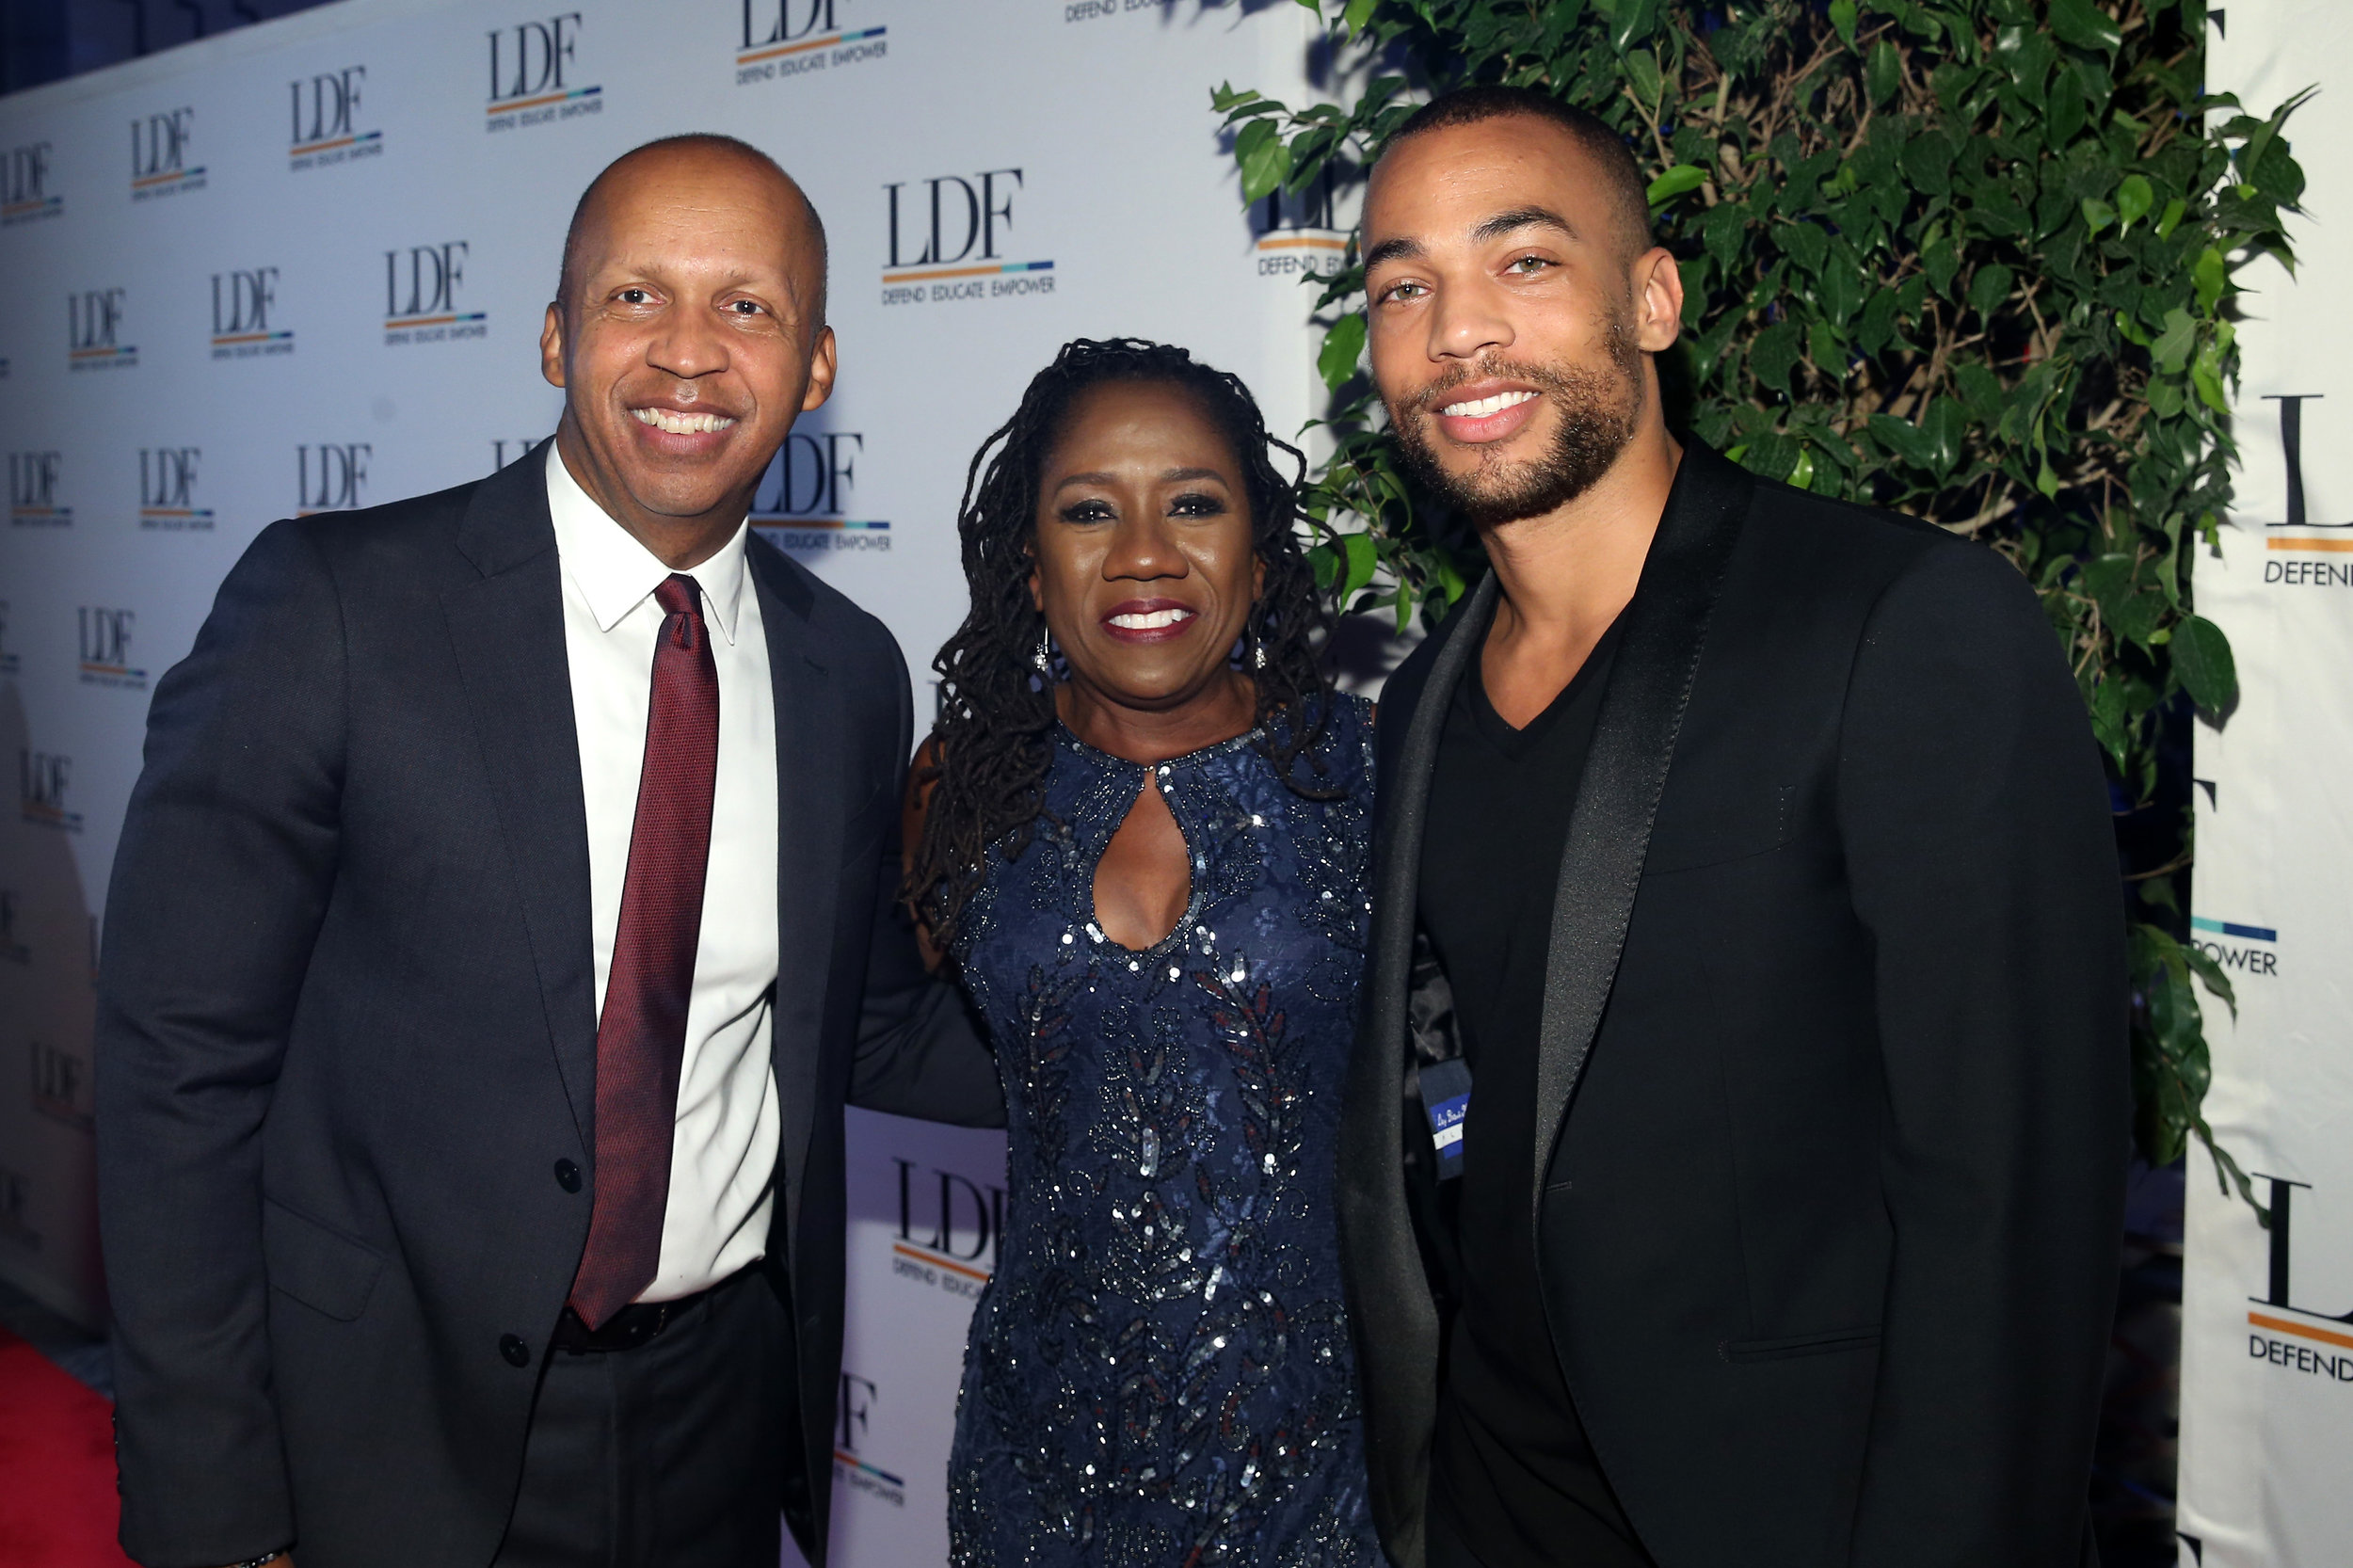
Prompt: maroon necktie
<box><xmin>568</xmin><ymin>573</ymin><xmax>720</xmax><ymax>1329</ymax></box>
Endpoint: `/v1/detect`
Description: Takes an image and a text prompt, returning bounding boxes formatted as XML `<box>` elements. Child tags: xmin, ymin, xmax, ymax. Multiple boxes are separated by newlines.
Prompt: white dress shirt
<box><xmin>545</xmin><ymin>443</ymin><xmax>780</xmax><ymax>1303</ymax></box>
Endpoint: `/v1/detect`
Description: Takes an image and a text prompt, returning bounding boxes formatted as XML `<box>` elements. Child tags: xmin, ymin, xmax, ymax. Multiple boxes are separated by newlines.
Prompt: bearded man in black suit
<box><xmin>1337</xmin><ymin>87</ymin><xmax>2126</xmax><ymax>1568</ymax></box>
<box><xmin>96</xmin><ymin>134</ymin><xmax>997</xmax><ymax>1568</ymax></box>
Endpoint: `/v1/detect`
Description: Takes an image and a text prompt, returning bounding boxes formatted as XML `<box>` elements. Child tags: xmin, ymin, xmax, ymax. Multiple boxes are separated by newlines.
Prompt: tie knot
<box><xmin>654</xmin><ymin>573</ymin><xmax>701</xmax><ymax>619</ymax></box>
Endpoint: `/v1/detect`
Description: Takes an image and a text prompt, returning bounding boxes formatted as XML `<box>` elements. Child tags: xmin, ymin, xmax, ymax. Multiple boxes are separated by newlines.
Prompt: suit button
<box><xmin>500</xmin><ymin>1335</ymin><xmax>531</xmax><ymax>1368</ymax></box>
<box><xmin>554</xmin><ymin>1159</ymin><xmax>582</xmax><ymax>1193</ymax></box>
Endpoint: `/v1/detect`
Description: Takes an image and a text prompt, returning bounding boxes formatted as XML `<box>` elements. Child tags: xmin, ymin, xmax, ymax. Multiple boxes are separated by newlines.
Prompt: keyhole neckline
<box><xmin>1058</xmin><ymin>721</ymin><xmax>1257</xmax><ymax>959</ymax></box>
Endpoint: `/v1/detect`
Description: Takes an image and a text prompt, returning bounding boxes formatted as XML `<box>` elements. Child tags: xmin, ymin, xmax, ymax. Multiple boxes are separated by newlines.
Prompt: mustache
<box><xmin>1404</xmin><ymin>359</ymin><xmax>1561</xmax><ymax>417</ymax></box>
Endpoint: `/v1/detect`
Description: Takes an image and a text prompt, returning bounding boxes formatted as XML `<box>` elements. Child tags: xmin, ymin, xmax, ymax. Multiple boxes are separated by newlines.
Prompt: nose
<box><xmin>1426</xmin><ymin>273</ymin><xmax>1513</xmax><ymax>365</ymax></box>
<box><xmin>645</xmin><ymin>301</ymin><xmax>730</xmax><ymax>385</ymax></box>
<box><xmin>1102</xmin><ymin>509</ymin><xmax>1186</xmax><ymax>584</ymax></box>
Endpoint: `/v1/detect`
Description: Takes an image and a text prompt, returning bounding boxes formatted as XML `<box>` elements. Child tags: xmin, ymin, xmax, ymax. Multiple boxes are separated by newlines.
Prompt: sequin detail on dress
<box><xmin>947</xmin><ymin>696</ymin><xmax>1382</xmax><ymax>1568</ymax></box>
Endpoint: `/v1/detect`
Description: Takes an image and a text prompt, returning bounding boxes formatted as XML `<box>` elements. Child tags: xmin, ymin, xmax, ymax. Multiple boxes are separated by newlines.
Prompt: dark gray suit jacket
<box><xmin>1339</xmin><ymin>442</ymin><xmax>2127</xmax><ymax>1567</ymax></box>
<box><xmin>95</xmin><ymin>444</ymin><xmax>1000</xmax><ymax>1568</ymax></box>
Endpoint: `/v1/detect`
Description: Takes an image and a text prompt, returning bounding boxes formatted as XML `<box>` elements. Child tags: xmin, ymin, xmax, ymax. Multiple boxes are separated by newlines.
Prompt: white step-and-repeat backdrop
<box><xmin>2182</xmin><ymin>5</ymin><xmax>2353</xmax><ymax>1564</ymax></box>
<box><xmin>0</xmin><ymin>1</ymin><xmax>1342</xmax><ymax>1560</ymax></box>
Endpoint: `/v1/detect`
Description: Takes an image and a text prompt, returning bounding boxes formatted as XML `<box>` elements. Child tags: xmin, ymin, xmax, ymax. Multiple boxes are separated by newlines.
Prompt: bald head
<box><xmin>558</xmin><ymin>133</ymin><xmax>827</xmax><ymax>328</ymax></box>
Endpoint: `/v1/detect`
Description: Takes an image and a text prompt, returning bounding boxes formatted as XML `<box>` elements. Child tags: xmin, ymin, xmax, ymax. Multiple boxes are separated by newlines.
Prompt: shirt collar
<box><xmin>543</xmin><ymin>441</ymin><xmax>749</xmax><ymax>644</ymax></box>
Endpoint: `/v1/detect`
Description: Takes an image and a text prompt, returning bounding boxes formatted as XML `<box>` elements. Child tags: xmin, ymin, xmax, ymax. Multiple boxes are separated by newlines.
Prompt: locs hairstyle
<box><xmin>908</xmin><ymin>338</ymin><xmax>1332</xmax><ymax>949</ymax></box>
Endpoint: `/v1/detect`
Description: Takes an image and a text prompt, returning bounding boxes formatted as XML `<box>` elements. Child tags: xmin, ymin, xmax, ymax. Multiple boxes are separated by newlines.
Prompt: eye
<box><xmin>616</xmin><ymin>287</ymin><xmax>652</xmax><ymax>306</ymax></box>
<box><xmin>1058</xmin><ymin>499</ymin><xmax>1115</xmax><ymax>524</ymax></box>
<box><xmin>1169</xmin><ymin>491</ymin><xmax>1227</xmax><ymax>519</ymax></box>
<box><xmin>1505</xmin><ymin>254</ymin><xmax>1553</xmax><ymax>276</ymax></box>
<box><xmin>1376</xmin><ymin>279</ymin><xmax>1427</xmax><ymax>305</ymax></box>
<box><xmin>728</xmin><ymin>299</ymin><xmax>766</xmax><ymax>316</ymax></box>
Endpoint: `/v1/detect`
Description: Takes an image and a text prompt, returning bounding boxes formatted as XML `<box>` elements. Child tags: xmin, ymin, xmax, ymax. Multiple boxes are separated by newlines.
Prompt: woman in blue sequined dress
<box><xmin>904</xmin><ymin>340</ymin><xmax>1384</xmax><ymax>1567</ymax></box>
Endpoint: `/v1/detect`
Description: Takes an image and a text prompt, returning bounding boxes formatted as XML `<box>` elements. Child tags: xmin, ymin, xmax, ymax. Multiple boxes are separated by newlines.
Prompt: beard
<box><xmin>1389</xmin><ymin>315</ymin><xmax>1644</xmax><ymax>529</ymax></box>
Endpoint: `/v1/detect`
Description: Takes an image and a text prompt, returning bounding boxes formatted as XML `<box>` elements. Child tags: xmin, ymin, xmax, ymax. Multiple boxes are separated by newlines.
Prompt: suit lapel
<box><xmin>441</xmin><ymin>443</ymin><xmax>599</xmax><ymax>1142</ymax></box>
<box><xmin>1338</xmin><ymin>568</ymin><xmax>1497</xmax><ymax>1567</ymax></box>
<box><xmin>1527</xmin><ymin>443</ymin><xmax>1752</xmax><ymax>1224</ymax></box>
<box><xmin>748</xmin><ymin>537</ymin><xmax>840</xmax><ymax>1275</ymax></box>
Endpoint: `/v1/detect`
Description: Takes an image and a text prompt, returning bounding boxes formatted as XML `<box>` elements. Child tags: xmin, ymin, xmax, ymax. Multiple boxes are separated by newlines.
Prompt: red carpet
<box><xmin>0</xmin><ymin>1329</ymin><xmax>135</xmax><ymax>1568</ymax></box>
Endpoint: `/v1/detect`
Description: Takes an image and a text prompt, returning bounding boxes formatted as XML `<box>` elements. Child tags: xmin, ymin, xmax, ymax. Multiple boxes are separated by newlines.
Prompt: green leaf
<box><xmin>1343</xmin><ymin>0</ymin><xmax>1378</xmax><ymax>29</ymax></box>
<box><xmin>2116</xmin><ymin>172</ymin><xmax>2154</xmax><ymax>230</ymax></box>
<box><xmin>1922</xmin><ymin>396</ymin><xmax>1964</xmax><ymax>475</ymax></box>
<box><xmin>1340</xmin><ymin>531</ymin><xmax>1378</xmax><ymax>600</ymax></box>
<box><xmin>1625</xmin><ymin>47</ymin><xmax>1663</xmax><ymax>107</ymax></box>
<box><xmin>2155</xmin><ymin>196</ymin><xmax>2186</xmax><ymax>238</ymax></box>
<box><xmin>2048</xmin><ymin>0</ymin><xmax>2122</xmax><ymax>53</ymax></box>
<box><xmin>2172</xmin><ymin>615</ymin><xmax>2238</xmax><ymax>712</ymax></box>
<box><xmin>1968</xmin><ymin>263</ymin><xmax>2015</xmax><ymax>319</ymax></box>
<box><xmin>2194</xmin><ymin>246</ymin><xmax>2228</xmax><ymax>314</ymax></box>
<box><xmin>2150</xmin><ymin>306</ymin><xmax>2196</xmax><ymax>373</ymax></box>
<box><xmin>1646</xmin><ymin>165</ymin><xmax>1709</xmax><ymax>206</ymax></box>
<box><xmin>1829</xmin><ymin>0</ymin><xmax>1858</xmax><ymax>47</ymax></box>
<box><xmin>1868</xmin><ymin>411</ymin><xmax>1934</xmax><ymax>468</ymax></box>
<box><xmin>2080</xmin><ymin>196</ymin><xmax>2117</xmax><ymax>236</ymax></box>
<box><xmin>1238</xmin><ymin>120</ymin><xmax>1292</xmax><ymax>202</ymax></box>
<box><xmin>1750</xmin><ymin>321</ymin><xmax>1803</xmax><ymax>396</ymax></box>
<box><xmin>1866</xmin><ymin>39</ymin><xmax>1903</xmax><ymax>106</ymax></box>
<box><xmin>1317</xmin><ymin>312</ymin><xmax>1367</xmax><ymax>392</ymax></box>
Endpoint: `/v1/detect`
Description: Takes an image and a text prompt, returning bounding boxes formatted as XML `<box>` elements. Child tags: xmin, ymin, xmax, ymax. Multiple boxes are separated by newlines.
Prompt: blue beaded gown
<box><xmin>945</xmin><ymin>694</ymin><xmax>1385</xmax><ymax>1568</ymax></box>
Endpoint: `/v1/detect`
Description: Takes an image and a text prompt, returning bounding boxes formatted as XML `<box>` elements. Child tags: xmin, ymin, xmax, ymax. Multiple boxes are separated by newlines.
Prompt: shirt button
<box><xmin>500</xmin><ymin>1335</ymin><xmax>531</xmax><ymax>1368</ymax></box>
<box><xmin>553</xmin><ymin>1159</ymin><xmax>582</xmax><ymax>1193</ymax></box>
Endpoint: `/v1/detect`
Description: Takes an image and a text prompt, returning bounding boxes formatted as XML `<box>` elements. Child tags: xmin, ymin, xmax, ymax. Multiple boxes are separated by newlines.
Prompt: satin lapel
<box><xmin>1527</xmin><ymin>446</ymin><xmax>1753</xmax><ymax>1227</ymax></box>
<box><xmin>750</xmin><ymin>543</ymin><xmax>840</xmax><ymax>1276</ymax></box>
<box><xmin>441</xmin><ymin>449</ymin><xmax>598</xmax><ymax>1142</ymax></box>
<box><xmin>1339</xmin><ymin>569</ymin><xmax>1497</xmax><ymax>1567</ymax></box>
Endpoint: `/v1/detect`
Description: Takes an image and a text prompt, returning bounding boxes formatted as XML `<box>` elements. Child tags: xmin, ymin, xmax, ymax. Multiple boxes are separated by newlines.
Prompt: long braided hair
<box><xmin>908</xmin><ymin>337</ymin><xmax>1334</xmax><ymax>949</ymax></box>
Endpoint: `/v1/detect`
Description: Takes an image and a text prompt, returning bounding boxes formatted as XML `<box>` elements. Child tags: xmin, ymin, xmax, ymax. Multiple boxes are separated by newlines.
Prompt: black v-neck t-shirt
<box><xmin>1417</xmin><ymin>611</ymin><xmax>1654</xmax><ymax>1568</ymax></box>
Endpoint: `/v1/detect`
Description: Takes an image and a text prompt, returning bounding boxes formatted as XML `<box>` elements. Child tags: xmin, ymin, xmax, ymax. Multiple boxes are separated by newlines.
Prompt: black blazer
<box><xmin>1338</xmin><ymin>442</ymin><xmax>2127</xmax><ymax>1567</ymax></box>
<box><xmin>94</xmin><ymin>445</ymin><xmax>999</xmax><ymax>1568</ymax></box>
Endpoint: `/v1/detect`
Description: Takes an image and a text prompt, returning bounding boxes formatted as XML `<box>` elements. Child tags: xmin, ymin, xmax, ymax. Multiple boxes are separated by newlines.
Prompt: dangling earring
<box><xmin>1033</xmin><ymin>632</ymin><xmax>1052</xmax><ymax>674</ymax></box>
<box><xmin>1252</xmin><ymin>637</ymin><xmax>1268</xmax><ymax>671</ymax></box>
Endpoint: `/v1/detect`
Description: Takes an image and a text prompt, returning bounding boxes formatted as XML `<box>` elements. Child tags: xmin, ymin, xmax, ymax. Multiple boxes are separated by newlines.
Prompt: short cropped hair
<box><xmin>1382</xmin><ymin>86</ymin><xmax>1654</xmax><ymax>257</ymax></box>
<box><xmin>557</xmin><ymin>132</ymin><xmax>828</xmax><ymax>325</ymax></box>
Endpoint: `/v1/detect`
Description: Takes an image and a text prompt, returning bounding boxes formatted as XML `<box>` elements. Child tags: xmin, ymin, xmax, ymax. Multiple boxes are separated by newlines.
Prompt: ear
<box><xmin>1632</xmin><ymin>247</ymin><xmax>1685</xmax><ymax>353</ymax></box>
<box><xmin>800</xmin><ymin>325</ymin><xmax>839</xmax><ymax>413</ymax></box>
<box><xmin>539</xmin><ymin>302</ymin><xmax>567</xmax><ymax>389</ymax></box>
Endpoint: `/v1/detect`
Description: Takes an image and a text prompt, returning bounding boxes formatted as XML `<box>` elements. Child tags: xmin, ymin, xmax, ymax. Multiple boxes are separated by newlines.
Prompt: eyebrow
<box><xmin>1053</xmin><ymin>466</ymin><xmax>1232</xmax><ymax>493</ymax></box>
<box><xmin>1472</xmin><ymin>204</ymin><xmax>1579</xmax><ymax>245</ymax></box>
<box><xmin>1363</xmin><ymin>204</ymin><xmax>1581</xmax><ymax>274</ymax></box>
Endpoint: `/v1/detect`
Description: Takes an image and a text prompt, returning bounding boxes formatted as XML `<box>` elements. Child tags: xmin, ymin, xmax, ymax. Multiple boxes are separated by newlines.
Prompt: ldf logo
<box><xmin>881</xmin><ymin>169</ymin><xmax>1054</xmax><ymax>302</ymax></box>
<box><xmin>79</xmin><ymin>607</ymin><xmax>146</xmax><ymax>689</ymax></box>
<box><xmin>891</xmin><ymin>1155</ymin><xmax>1003</xmax><ymax>1290</ymax></box>
<box><xmin>69</xmin><ymin>289</ymin><xmax>135</xmax><ymax>368</ymax></box>
<box><xmin>832</xmin><ymin>1371</ymin><xmax>905</xmax><ymax>1497</ymax></box>
<box><xmin>488</xmin><ymin>15</ymin><xmax>600</xmax><ymax>126</ymax></box>
<box><xmin>3</xmin><ymin>140</ymin><xmax>61</xmax><ymax>224</ymax></box>
<box><xmin>8</xmin><ymin>452</ymin><xmax>68</xmax><ymax>525</ymax></box>
<box><xmin>2243</xmin><ymin>1173</ymin><xmax>2353</xmax><ymax>1384</ymax></box>
<box><xmin>20</xmin><ymin>750</ymin><xmax>80</xmax><ymax>832</ymax></box>
<box><xmin>385</xmin><ymin>244</ymin><xmax>486</xmax><ymax>342</ymax></box>
<box><xmin>212</xmin><ymin>269</ymin><xmax>293</xmax><ymax>356</ymax></box>
<box><xmin>291</xmin><ymin>66</ymin><xmax>381</xmax><ymax>166</ymax></box>
<box><xmin>130</xmin><ymin>108</ymin><xmax>203</xmax><ymax>196</ymax></box>
<box><xmin>140</xmin><ymin>447</ymin><xmax>212</xmax><ymax>530</ymax></box>
<box><xmin>887</xmin><ymin>169</ymin><xmax>1023</xmax><ymax>269</ymax></box>
<box><xmin>752</xmin><ymin>432</ymin><xmax>889</xmax><ymax>549</ymax></box>
<box><xmin>735</xmin><ymin>0</ymin><xmax>887</xmax><ymax>77</ymax></box>
<box><xmin>298</xmin><ymin>444</ymin><xmax>371</xmax><ymax>513</ymax></box>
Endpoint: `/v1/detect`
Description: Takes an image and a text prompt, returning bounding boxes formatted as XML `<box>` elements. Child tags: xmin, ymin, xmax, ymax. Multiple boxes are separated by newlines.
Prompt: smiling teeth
<box><xmin>1441</xmin><ymin>390</ymin><xmax>1538</xmax><ymax>418</ymax></box>
<box><xmin>632</xmin><ymin>408</ymin><xmax>736</xmax><ymax>435</ymax></box>
<box><xmin>1110</xmin><ymin>608</ymin><xmax>1195</xmax><ymax>631</ymax></box>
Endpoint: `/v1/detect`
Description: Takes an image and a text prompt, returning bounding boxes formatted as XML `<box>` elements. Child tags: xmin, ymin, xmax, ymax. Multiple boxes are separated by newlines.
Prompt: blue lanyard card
<box><xmin>1420</xmin><ymin>1058</ymin><xmax>1471</xmax><ymax>1181</ymax></box>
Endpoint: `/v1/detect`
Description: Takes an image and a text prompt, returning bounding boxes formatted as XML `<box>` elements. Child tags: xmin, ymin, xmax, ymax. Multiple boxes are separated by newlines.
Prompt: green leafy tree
<box><xmin>1216</xmin><ymin>0</ymin><xmax>2304</xmax><ymax>1209</ymax></box>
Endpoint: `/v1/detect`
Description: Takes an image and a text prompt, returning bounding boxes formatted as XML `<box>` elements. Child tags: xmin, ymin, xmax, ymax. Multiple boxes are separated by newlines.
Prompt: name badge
<box><xmin>1419</xmin><ymin>1058</ymin><xmax>1471</xmax><ymax>1181</ymax></box>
